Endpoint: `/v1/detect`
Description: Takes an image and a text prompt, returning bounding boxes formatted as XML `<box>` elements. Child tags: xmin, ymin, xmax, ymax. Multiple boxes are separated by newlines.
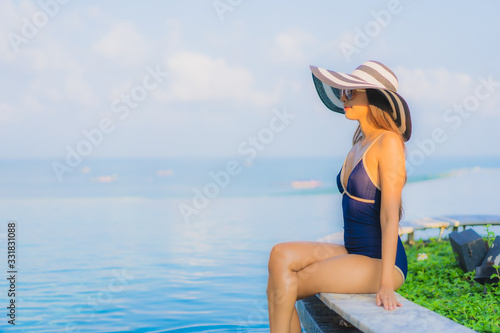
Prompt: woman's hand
<box><xmin>376</xmin><ymin>285</ymin><xmax>402</xmax><ymax>310</ymax></box>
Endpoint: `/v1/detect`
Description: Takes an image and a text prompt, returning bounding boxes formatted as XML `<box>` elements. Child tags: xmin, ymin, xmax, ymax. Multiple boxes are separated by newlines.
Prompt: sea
<box><xmin>0</xmin><ymin>156</ymin><xmax>499</xmax><ymax>332</ymax></box>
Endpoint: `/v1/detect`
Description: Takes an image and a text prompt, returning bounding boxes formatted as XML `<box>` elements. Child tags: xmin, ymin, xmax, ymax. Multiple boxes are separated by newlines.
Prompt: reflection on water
<box><xmin>0</xmin><ymin>195</ymin><xmax>340</xmax><ymax>332</ymax></box>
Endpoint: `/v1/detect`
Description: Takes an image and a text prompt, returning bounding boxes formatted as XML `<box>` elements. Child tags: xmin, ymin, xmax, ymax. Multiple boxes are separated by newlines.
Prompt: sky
<box><xmin>1</xmin><ymin>0</ymin><xmax>500</xmax><ymax>161</ymax></box>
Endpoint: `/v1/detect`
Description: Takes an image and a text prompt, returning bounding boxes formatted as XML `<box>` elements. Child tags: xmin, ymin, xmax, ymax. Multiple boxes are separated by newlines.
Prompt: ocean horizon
<box><xmin>2</xmin><ymin>155</ymin><xmax>500</xmax><ymax>198</ymax></box>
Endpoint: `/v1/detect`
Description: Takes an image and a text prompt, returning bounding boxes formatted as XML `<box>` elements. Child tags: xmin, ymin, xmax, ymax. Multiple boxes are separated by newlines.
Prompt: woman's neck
<box><xmin>358</xmin><ymin>118</ymin><xmax>380</xmax><ymax>144</ymax></box>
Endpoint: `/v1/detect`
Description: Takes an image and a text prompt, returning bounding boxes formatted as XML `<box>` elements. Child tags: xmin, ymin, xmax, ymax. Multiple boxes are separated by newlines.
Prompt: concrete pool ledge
<box><xmin>298</xmin><ymin>292</ymin><xmax>476</xmax><ymax>333</ymax></box>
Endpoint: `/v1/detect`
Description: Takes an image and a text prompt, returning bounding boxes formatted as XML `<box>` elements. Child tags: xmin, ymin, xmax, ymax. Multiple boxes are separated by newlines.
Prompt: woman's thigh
<box><xmin>296</xmin><ymin>254</ymin><xmax>404</xmax><ymax>299</ymax></box>
<box><xmin>268</xmin><ymin>241</ymin><xmax>348</xmax><ymax>272</ymax></box>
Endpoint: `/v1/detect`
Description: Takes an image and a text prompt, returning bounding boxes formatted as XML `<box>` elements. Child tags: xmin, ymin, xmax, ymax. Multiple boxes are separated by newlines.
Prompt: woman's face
<box><xmin>340</xmin><ymin>90</ymin><xmax>370</xmax><ymax>121</ymax></box>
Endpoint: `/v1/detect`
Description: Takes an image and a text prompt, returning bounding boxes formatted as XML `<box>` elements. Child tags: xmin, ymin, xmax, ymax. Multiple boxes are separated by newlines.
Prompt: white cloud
<box><xmin>18</xmin><ymin>0</ymin><xmax>38</xmax><ymax>15</ymax></box>
<box><xmin>18</xmin><ymin>40</ymin><xmax>100</xmax><ymax>107</ymax></box>
<box><xmin>87</xmin><ymin>5</ymin><xmax>103</xmax><ymax>19</ymax></box>
<box><xmin>0</xmin><ymin>103</ymin><xmax>16</xmax><ymax>122</ymax></box>
<box><xmin>0</xmin><ymin>24</ymin><xmax>100</xmax><ymax>117</ymax></box>
<box><xmin>396</xmin><ymin>66</ymin><xmax>472</xmax><ymax>106</ymax></box>
<box><xmin>481</xmin><ymin>93</ymin><xmax>500</xmax><ymax>116</ymax></box>
<box><xmin>61</xmin><ymin>13</ymin><xmax>85</xmax><ymax>33</ymax></box>
<box><xmin>392</xmin><ymin>67</ymin><xmax>471</xmax><ymax>129</ymax></box>
<box><xmin>24</xmin><ymin>39</ymin><xmax>73</xmax><ymax>72</ymax></box>
<box><xmin>396</xmin><ymin>66</ymin><xmax>500</xmax><ymax>116</ymax></box>
<box><xmin>0</xmin><ymin>0</ymin><xmax>23</xmax><ymax>61</ymax></box>
<box><xmin>164</xmin><ymin>18</ymin><xmax>182</xmax><ymax>49</ymax></box>
<box><xmin>22</xmin><ymin>95</ymin><xmax>42</xmax><ymax>113</ymax></box>
<box><xmin>92</xmin><ymin>21</ymin><xmax>149</xmax><ymax>66</ymax></box>
<box><xmin>27</xmin><ymin>78</ymin><xmax>63</xmax><ymax>104</ymax></box>
<box><xmin>391</xmin><ymin>65</ymin><xmax>500</xmax><ymax>144</ymax></box>
<box><xmin>167</xmin><ymin>51</ymin><xmax>253</xmax><ymax>101</ymax></box>
<box><xmin>64</xmin><ymin>68</ymin><xmax>99</xmax><ymax>107</ymax></box>
<box><xmin>252</xmin><ymin>81</ymin><xmax>284</xmax><ymax>107</ymax></box>
<box><xmin>156</xmin><ymin>51</ymin><xmax>280</xmax><ymax>107</ymax></box>
<box><xmin>269</xmin><ymin>28</ymin><xmax>315</xmax><ymax>65</ymax></box>
<box><xmin>107</xmin><ymin>78</ymin><xmax>134</xmax><ymax>102</ymax></box>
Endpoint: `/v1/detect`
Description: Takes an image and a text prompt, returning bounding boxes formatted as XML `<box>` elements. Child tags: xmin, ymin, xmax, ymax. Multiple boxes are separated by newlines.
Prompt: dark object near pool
<box><xmin>480</xmin><ymin>236</ymin><xmax>500</xmax><ymax>267</ymax></box>
<box><xmin>474</xmin><ymin>266</ymin><xmax>499</xmax><ymax>285</ymax></box>
<box><xmin>449</xmin><ymin>229</ymin><xmax>487</xmax><ymax>272</ymax></box>
<box><xmin>474</xmin><ymin>236</ymin><xmax>500</xmax><ymax>286</ymax></box>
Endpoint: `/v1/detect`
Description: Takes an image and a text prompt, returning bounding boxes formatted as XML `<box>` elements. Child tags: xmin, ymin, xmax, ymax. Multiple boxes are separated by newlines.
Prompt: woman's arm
<box><xmin>376</xmin><ymin>132</ymin><xmax>406</xmax><ymax>310</ymax></box>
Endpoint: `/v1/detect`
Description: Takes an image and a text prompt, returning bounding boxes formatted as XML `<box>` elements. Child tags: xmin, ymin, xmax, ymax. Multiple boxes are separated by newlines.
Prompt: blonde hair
<box><xmin>352</xmin><ymin>104</ymin><xmax>407</xmax><ymax>222</ymax></box>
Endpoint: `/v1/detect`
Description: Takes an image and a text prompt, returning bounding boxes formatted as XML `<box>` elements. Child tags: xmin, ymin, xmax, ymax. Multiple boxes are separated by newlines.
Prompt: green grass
<box><xmin>398</xmin><ymin>236</ymin><xmax>500</xmax><ymax>333</ymax></box>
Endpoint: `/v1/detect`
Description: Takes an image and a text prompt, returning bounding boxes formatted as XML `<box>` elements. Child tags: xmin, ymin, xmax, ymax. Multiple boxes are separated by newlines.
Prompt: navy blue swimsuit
<box><xmin>336</xmin><ymin>132</ymin><xmax>408</xmax><ymax>281</ymax></box>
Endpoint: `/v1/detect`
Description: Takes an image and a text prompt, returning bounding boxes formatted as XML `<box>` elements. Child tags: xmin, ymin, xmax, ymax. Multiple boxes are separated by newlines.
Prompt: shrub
<box><xmin>398</xmin><ymin>237</ymin><xmax>500</xmax><ymax>333</ymax></box>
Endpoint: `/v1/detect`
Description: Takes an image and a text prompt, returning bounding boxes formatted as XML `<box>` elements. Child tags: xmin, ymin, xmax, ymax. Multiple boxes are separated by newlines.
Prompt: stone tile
<box><xmin>318</xmin><ymin>293</ymin><xmax>476</xmax><ymax>333</ymax></box>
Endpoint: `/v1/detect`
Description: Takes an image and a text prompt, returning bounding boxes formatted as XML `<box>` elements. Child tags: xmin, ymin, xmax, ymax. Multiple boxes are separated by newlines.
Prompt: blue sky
<box><xmin>1</xmin><ymin>0</ymin><xmax>500</xmax><ymax>160</ymax></box>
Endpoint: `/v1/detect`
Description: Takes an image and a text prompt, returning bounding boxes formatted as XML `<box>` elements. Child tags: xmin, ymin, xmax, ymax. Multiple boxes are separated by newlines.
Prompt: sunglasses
<box><xmin>339</xmin><ymin>89</ymin><xmax>366</xmax><ymax>101</ymax></box>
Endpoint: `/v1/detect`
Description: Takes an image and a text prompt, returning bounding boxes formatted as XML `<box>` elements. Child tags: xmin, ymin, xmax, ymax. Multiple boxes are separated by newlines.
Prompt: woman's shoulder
<box><xmin>374</xmin><ymin>131</ymin><xmax>405</xmax><ymax>155</ymax></box>
<box><xmin>375</xmin><ymin>130</ymin><xmax>406</xmax><ymax>181</ymax></box>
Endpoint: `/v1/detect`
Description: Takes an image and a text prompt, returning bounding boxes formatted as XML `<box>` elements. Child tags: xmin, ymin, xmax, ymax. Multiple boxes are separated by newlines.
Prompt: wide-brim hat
<box><xmin>310</xmin><ymin>60</ymin><xmax>412</xmax><ymax>141</ymax></box>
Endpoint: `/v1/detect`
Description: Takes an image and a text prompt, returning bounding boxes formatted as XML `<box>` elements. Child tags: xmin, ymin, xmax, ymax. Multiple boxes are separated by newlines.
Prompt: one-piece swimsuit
<box><xmin>336</xmin><ymin>131</ymin><xmax>408</xmax><ymax>281</ymax></box>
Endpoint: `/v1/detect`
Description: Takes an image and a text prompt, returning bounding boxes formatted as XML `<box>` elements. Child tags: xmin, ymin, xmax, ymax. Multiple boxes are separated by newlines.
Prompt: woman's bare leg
<box><xmin>266</xmin><ymin>241</ymin><xmax>348</xmax><ymax>332</ymax></box>
<box><xmin>296</xmin><ymin>254</ymin><xmax>404</xmax><ymax>299</ymax></box>
<box><xmin>267</xmin><ymin>241</ymin><xmax>404</xmax><ymax>333</ymax></box>
<box><xmin>290</xmin><ymin>307</ymin><xmax>301</xmax><ymax>333</ymax></box>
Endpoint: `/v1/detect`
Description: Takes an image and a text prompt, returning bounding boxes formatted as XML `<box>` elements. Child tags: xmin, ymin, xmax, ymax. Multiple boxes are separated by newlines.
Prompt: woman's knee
<box><xmin>268</xmin><ymin>241</ymin><xmax>344</xmax><ymax>274</ymax></box>
<box><xmin>268</xmin><ymin>242</ymin><xmax>293</xmax><ymax>273</ymax></box>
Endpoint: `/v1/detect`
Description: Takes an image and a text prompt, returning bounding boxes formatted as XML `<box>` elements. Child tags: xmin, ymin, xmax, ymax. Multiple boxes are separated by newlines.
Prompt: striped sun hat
<box><xmin>310</xmin><ymin>60</ymin><xmax>412</xmax><ymax>141</ymax></box>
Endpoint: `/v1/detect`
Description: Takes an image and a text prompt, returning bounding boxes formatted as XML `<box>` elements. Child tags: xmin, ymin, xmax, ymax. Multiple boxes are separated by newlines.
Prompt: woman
<box><xmin>266</xmin><ymin>61</ymin><xmax>412</xmax><ymax>332</ymax></box>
